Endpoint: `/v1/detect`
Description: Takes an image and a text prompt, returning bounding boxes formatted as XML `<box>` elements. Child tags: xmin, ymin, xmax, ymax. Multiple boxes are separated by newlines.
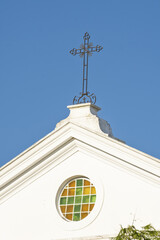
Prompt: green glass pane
<box><xmin>74</xmin><ymin>205</ymin><xmax>81</xmax><ymax>212</ymax></box>
<box><xmin>90</xmin><ymin>195</ymin><xmax>96</xmax><ymax>203</ymax></box>
<box><xmin>60</xmin><ymin>197</ymin><xmax>66</xmax><ymax>205</ymax></box>
<box><xmin>67</xmin><ymin>197</ymin><xmax>74</xmax><ymax>204</ymax></box>
<box><xmin>75</xmin><ymin>196</ymin><xmax>82</xmax><ymax>203</ymax></box>
<box><xmin>73</xmin><ymin>213</ymin><xmax>80</xmax><ymax>221</ymax></box>
<box><xmin>76</xmin><ymin>187</ymin><xmax>82</xmax><ymax>195</ymax></box>
<box><xmin>83</xmin><ymin>195</ymin><xmax>89</xmax><ymax>203</ymax></box>
<box><xmin>77</xmin><ymin>179</ymin><xmax>83</xmax><ymax>186</ymax></box>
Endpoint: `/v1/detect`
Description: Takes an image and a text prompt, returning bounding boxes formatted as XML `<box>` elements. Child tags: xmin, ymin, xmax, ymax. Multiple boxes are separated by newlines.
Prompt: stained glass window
<box><xmin>59</xmin><ymin>178</ymin><xmax>96</xmax><ymax>221</ymax></box>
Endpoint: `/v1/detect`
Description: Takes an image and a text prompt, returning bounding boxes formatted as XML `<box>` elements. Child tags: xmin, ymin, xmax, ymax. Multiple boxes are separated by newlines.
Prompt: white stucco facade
<box><xmin>0</xmin><ymin>103</ymin><xmax>160</xmax><ymax>240</ymax></box>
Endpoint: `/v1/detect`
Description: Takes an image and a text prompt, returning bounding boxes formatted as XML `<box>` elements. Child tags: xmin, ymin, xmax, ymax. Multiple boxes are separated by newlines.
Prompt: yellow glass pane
<box><xmin>83</xmin><ymin>187</ymin><xmax>90</xmax><ymax>195</ymax></box>
<box><xmin>82</xmin><ymin>204</ymin><xmax>89</xmax><ymax>212</ymax></box>
<box><xmin>66</xmin><ymin>205</ymin><xmax>73</xmax><ymax>213</ymax></box>
<box><xmin>81</xmin><ymin>213</ymin><xmax>88</xmax><ymax>219</ymax></box>
<box><xmin>68</xmin><ymin>188</ymin><xmax>75</xmax><ymax>196</ymax></box>
<box><xmin>89</xmin><ymin>204</ymin><xmax>95</xmax><ymax>211</ymax></box>
<box><xmin>69</xmin><ymin>181</ymin><xmax>75</xmax><ymax>188</ymax></box>
<box><xmin>66</xmin><ymin>214</ymin><xmax>72</xmax><ymax>221</ymax></box>
<box><xmin>62</xmin><ymin>189</ymin><xmax>67</xmax><ymax>196</ymax></box>
<box><xmin>84</xmin><ymin>180</ymin><xmax>90</xmax><ymax>186</ymax></box>
<box><xmin>60</xmin><ymin>206</ymin><xmax>66</xmax><ymax>213</ymax></box>
<box><xmin>91</xmin><ymin>187</ymin><xmax>96</xmax><ymax>194</ymax></box>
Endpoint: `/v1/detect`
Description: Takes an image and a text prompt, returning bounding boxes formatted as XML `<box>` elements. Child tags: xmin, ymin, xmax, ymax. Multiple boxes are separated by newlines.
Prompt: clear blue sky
<box><xmin>0</xmin><ymin>0</ymin><xmax>160</xmax><ymax>167</ymax></box>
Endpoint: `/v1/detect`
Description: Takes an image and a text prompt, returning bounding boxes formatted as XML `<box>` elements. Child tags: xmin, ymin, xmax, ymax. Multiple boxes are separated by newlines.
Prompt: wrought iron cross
<box><xmin>70</xmin><ymin>32</ymin><xmax>103</xmax><ymax>104</ymax></box>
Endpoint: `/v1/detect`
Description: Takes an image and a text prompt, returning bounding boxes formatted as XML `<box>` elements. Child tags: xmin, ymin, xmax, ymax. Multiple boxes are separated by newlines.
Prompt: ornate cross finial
<box><xmin>70</xmin><ymin>32</ymin><xmax>103</xmax><ymax>105</ymax></box>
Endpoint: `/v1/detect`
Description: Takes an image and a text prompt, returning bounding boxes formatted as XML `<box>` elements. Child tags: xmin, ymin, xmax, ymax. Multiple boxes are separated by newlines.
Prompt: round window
<box><xmin>58</xmin><ymin>177</ymin><xmax>96</xmax><ymax>221</ymax></box>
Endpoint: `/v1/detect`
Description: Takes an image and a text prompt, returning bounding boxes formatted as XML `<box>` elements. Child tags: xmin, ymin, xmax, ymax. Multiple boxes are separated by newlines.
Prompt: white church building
<box><xmin>0</xmin><ymin>103</ymin><xmax>160</xmax><ymax>240</ymax></box>
<box><xmin>0</xmin><ymin>33</ymin><xmax>160</xmax><ymax>240</ymax></box>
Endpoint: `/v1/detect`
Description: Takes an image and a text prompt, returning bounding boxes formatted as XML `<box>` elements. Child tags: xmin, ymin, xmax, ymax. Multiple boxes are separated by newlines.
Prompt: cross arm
<box><xmin>88</xmin><ymin>45</ymin><xmax>103</xmax><ymax>53</ymax></box>
<box><xmin>70</xmin><ymin>45</ymin><xmax>103</xmax><ymax>56</ymax></box>
<box><xmin>70</xmin><ymin>48</ymin><xmax>84</xmax><ymax>56</ymax></box>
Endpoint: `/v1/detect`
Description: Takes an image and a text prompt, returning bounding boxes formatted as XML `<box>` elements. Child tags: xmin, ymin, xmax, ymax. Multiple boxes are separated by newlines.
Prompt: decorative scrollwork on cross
<box><xmin>73</xmin><ymin>92</ymin><xmax>96</xmax><ymax>105</ymax></box>
<box><xmin>70</xmin><ymin>32</ymin><xmax>103</xmax><ymax>105</ymax></box>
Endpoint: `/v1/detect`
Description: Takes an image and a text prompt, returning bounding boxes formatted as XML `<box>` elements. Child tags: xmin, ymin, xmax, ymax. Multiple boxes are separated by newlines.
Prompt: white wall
<box><xmin>0</xmin><ymin>150</ymin><xmax>160</xmax><ymax>240</ymax></box>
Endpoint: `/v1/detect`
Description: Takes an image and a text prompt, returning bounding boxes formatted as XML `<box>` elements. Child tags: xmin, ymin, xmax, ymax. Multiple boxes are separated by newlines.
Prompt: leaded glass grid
<box><xmin>59</xmin><ymin>177</ymin><xmax>96</xmax><ymax>221</ymax></box>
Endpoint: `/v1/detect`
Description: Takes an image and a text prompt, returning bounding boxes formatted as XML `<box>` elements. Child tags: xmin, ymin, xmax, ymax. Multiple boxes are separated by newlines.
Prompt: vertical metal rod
<box><xmin>82</xmin><ymin>54</ymin><xmax>85</xmax><ymax>94</ymax></box>
<box><xmin>83</xmin><ymin>35</ymin><xmax>89</xmax><ymax>95</ymax></box>
<box><xmin>82</xmin><ymin>37</ymin><xmax>86</xmax><ymax>94</ymax></box>
<box><xmin>86</xmin><ymin>50</ymin><xmax>89</xmax><ymax>94</ymax></box>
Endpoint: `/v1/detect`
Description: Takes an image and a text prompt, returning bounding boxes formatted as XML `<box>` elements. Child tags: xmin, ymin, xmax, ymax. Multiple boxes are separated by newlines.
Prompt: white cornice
<box><xmin>53</xmin><ymin>234</ymin><xmax>112</xmax><ymax>240</ymax></box>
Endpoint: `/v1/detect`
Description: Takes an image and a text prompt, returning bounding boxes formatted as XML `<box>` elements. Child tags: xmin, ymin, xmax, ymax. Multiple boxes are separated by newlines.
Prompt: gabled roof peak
<box><xmin>56</xmin><ymin>103</ymin><xmax>113</xmax><ymax>137</ymax></box>
<box><xmin>68</xmin><ymin>103</ymin><xmax>101</xmax><ymax>118</ymax></box>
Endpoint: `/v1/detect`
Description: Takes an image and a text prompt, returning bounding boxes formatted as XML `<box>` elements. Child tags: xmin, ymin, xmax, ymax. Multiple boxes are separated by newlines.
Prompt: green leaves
<box><xmin>112</xmin><ymin>224</ymin><xmax>160</xmax><ymax>240</ymax></box>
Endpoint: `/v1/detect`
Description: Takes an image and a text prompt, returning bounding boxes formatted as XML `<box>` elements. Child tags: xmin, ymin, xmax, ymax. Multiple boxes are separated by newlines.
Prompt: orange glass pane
<box><xmin>91</xmin><ymin>187</ymin><xmax>96</xmax><ymax>194</ymax></box>
<box><xmin>69</xmin><ymin>181</ymin><xmax>75</xmax><ymax>188</ymax></box>
<box><xmin>66</xmin><ymin>205</ymin><xmax>73</xmax><ymax>213</ymax></box>
<box><xmin>81</xmin><ymin>213</ymin><xmax>88</xmax><ymax>219</ymax></box>
<box><xmin>83</xmin><ymin>187</ymin><xmax>90</xmax><ymax>195</ymax></box>
<box><xmin>89</xmin><ymin>204</ymin><xmax>95</xmax><ymax>211</ymax></box>
<box><xmin>68</xmin><ymin>188</ymin><xmax>75</xmax><ymax>196</ymax></box>
<box><xmin>60</xmin><ymin>206</ymin><xmax>66</xmax><ymax>213</ymax></box>
<box><xmin>84</xmin><ymin>180</ymin><xmax>90</xmax><ymax>186</ymax></box>
<box><xmin>82</xmin><ymin>204</ymin><xmax>89</xmax><ymax>212</ymax></box>
<box><xmin>62</xmin><ymin>189</ymin><xmax>67</xmax><ymax>196</ymax></box>
<box><xmin>66</xmin><ymin>214</ymin><xmax>72</xmax><ymax>221</ymax></box>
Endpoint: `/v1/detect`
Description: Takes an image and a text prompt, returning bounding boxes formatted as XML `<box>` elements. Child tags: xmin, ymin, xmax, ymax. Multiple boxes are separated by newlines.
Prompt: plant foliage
<box><xmin>112</xmin><ymin>224</ymin><xmax>160</xmax><ymax>240</ymax></box>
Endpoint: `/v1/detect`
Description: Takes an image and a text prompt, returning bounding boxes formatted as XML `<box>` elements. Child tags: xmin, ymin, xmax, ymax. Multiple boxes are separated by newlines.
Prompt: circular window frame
<box><xmin>58</xmin><ymin>177</ymin><xmax>96</xmax><ymax>222</ymax></box>
<box><xmin>55</xmin><ymin>175</ymin><xmax>104</xmax><ymax>230</ymax></box>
